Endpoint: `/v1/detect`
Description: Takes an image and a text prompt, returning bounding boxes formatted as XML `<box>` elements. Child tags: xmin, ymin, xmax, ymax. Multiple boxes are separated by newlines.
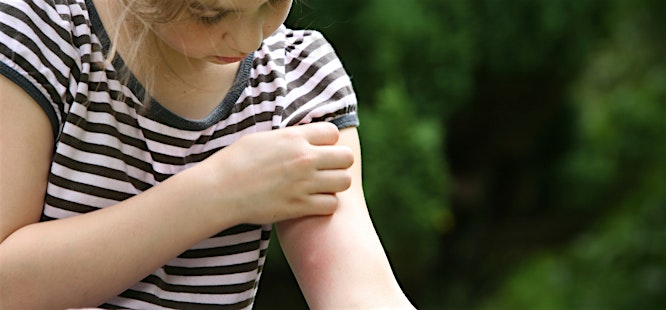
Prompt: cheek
<box><xmin>155</xmin><ymin>25</ymin><xmax>210</xmax><ymax>54</ymax></box>
<box><xmin>263</xmin><ymin>23</ymin><xmax>278</xmax><ymax>39</ymax></box>
<box><xmin>264</xmin><ymin>8</ymin><xmax>291</xmax><ymax>38</ymax></box>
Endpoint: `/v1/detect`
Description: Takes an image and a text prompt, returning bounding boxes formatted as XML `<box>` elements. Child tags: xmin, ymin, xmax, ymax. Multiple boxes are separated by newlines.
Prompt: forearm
<box><xmin>0</xmin><ymin>167</ymin><xmax>233</xmax><ymax>309</ymax></box>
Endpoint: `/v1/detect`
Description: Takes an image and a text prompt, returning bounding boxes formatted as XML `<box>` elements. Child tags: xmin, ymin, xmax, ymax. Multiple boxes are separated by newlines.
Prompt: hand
<box><xmin>193</xmin><ymin>122</ymin><xmax>354</xmax><ymax>225</ymax></box>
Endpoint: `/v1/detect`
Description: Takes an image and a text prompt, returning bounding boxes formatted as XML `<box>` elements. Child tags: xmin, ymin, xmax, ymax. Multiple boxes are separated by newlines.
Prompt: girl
<box><xmin>0</xmin><ymin>0</ymin><xmax>414</xmax><ymax>309</ymax></box>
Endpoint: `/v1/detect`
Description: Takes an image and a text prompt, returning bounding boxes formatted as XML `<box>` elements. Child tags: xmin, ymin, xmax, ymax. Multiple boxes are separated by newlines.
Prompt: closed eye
<box><xmin>188</xmin><ymin>2</ymin><xmax>234</xmax><ymax>25</ymax></box>
<box><xmin>197</xmin><ymin>11</ymin><xmax>229</xmax><ymax>25</ymax></box>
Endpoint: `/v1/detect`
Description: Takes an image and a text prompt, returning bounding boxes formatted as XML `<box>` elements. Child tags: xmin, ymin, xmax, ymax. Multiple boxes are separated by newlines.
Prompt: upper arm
<box><xmin>0</xmin><ymin>74</ymin><xmax>54</xmax><ymax>242</ymax></box>
<box><xmin>276</xmin><ymin>127</ymin><xmax>412</xmax><ymax>309</ymax></box>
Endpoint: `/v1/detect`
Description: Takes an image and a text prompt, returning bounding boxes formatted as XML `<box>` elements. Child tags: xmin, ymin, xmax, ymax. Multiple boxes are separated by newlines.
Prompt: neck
<box><xmin>93</xmin><ymin>0</ymin><xmax>240</xmax><ymax>119</ymax></box>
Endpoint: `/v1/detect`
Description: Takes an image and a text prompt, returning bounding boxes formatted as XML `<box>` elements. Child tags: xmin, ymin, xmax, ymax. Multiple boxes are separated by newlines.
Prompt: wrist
<box><xmin>176</xmin><ymin>163</ymin><xmax>245</xmax><ymax>229</ymax></box>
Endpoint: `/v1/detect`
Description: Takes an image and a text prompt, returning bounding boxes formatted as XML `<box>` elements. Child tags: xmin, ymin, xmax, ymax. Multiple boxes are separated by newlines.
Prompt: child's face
<box><xmin>154</xmin><ymin>0</ymin><xmax>292</xmax><ymax>64</ymax></box>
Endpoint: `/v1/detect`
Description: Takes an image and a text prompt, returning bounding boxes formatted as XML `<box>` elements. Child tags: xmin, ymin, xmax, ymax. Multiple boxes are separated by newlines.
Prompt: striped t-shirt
<box><xmin>0</xmin><ymin>0</ymin><xmax>358</xmax><ymax>309</ymax></box>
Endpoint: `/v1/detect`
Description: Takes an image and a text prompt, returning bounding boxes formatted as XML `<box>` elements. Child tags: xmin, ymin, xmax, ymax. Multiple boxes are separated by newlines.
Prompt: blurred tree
<box><xmin>439</xmin><ymin>0</ymin><xmax>611</xmax><ymax>307</ymax></box>
<box><xmin>257</xmin><ymin>0</ymin><xmax>666</xmax><ymax>309</ymax></box>
<box><xmin>480</xmin><ymin>0</ymin><xmax>666</xmax><ymax>308</ymax></box>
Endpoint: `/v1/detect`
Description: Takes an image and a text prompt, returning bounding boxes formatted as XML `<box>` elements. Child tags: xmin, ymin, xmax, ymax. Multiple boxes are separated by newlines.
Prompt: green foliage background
<box><xmin>256</xmin><ymin>0</ymin><xmax>666</xmax><ymax>309</ymax></box>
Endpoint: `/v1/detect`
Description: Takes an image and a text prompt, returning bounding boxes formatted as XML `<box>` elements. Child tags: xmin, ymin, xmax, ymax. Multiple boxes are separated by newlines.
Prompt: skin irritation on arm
<box><xmin>277</xmin><ymin>128</ymin><xmax>415</xmax><ymax>309</ymax></box>
<box><xmin>0</xmin><ymin>0</ymin><xmax>414</xmax><ymax>309</ymax></box>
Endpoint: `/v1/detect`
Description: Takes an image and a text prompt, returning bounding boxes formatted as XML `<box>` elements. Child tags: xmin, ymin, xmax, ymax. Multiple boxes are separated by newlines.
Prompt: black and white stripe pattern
<box><xmin>0</xmin><ymin>0</ymin><xmax>358</xmax><ymax>308</ymax></box>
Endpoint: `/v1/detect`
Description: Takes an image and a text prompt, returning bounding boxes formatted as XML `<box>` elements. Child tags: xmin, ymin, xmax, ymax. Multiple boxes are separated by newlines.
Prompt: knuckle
<box><xmin>293</xmin><ymin>149</ymin><xmax>316</xmax><ymax>167</ymax></box>
<box><xmin>278</xmin><ymin>128</ymin><xmax>302</xmax><ymax>142</ymax></box>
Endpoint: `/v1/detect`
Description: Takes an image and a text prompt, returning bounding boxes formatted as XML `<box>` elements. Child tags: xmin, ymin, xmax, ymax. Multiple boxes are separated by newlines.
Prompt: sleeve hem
<box><xmin>0</xmin><ymin>62</ymin><xmax>60</xmax><ymax>141</ymax></box>
<box><xmin>330</xmin><ymin>114</ymin><xmax>360</xmax><ymax>129</ymax></box>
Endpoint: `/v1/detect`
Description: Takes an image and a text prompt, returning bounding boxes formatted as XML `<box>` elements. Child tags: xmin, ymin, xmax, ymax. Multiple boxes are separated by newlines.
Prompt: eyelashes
<box><xmin>187</xmin><ymin>1</ymin><xmax>229</xmax><ymax>25</ymax></box>
<box><xmin>191</xmin><ymin>0</ymin><xmax>292</xmax><ymax>26</ymax></box>
<box><xmin>197</xmin><ymin>12</ymin><xmax>229</xmax><ymax>25</ymax></box>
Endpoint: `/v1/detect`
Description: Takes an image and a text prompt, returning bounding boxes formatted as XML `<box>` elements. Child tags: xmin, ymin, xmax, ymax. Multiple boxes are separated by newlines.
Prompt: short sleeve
<box><xmin>0</xmin><ymin>0</ymin><xmax>91</xmax><ymax>139</ymax></box>
<box><xmin>256</xmin><ymin>26</ymin><xmax>359</xmax><ymax>129</ymax></box>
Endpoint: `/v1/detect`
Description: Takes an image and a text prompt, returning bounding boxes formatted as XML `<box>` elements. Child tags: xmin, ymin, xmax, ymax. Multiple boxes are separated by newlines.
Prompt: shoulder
<box><xmin>0</xmin><ymin>0</ymin><xmax>94</xmax><ymax>139</ymax></box>
<box><xmin>0</xmin><ymin>0</ymin><xmax>89</xmax><ymax>32</ymax></box>
<box><xmin>251</xmin><ymin>26</ymin><xmax>358</xmax><ymax>128</ymax></box>
<box><xmin>0</xmin><ymin>0</ymin><xmax>93</xmax><ymax>55</ymax></box>
<box><xmin>256</xmin><ymin>26</ymin><xmax>344</xmax><ymax>75</ymax></box>
<box><xmin>262</xmin><ymin>25</ymin><xmax>331</xmax><ymax>53</ymax></box>
<box><xmin>0</xmin><ymin>0</ymin><xmax>93</xmax><ymax>74</ymax></box>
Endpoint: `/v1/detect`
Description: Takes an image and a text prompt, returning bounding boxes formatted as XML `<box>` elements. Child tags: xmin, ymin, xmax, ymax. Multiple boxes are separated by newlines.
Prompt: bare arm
<box><xmin>0</xmin><ymin>75</ymin><xmax>353</xmax><ymax>309</ymax></box>
<box><xmin>276</xmin><ymin>127</ymin><xmax>415</xmax><ymax>309</ymax></box>
<box><xmin>0</xmin><ymin>74</ymin><xmax>242</xmax><ymax>308</ymax></box>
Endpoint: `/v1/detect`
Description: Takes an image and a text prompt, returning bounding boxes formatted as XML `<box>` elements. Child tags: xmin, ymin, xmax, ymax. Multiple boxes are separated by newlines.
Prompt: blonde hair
<box><xmin>106</xmin><ymin>0</ymin><xmax>223</xmax><ymax>106</ymax></box>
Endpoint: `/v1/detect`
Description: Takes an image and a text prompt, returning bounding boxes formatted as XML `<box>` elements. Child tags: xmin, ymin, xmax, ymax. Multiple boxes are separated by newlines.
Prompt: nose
<box><xmin>223</xmin><ymin>15</ymin><xmax>264</xmax><ymax>54</ymax></box>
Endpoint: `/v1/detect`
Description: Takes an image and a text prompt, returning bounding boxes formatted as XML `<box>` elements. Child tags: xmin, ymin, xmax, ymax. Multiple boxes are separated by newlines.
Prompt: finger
<box><xmin>298</xmin><ymin>122</ymin><xmax>340</xmax><ymax>146</ymax></box>
<box><xmin>304</xmin><ymin>193</ymin><xmax>339</xmax><ymax>215</ymax></box>
<box><xmin>312</xmin><ymin>145</ymin><xmax>354</xmax><ymax>170</ymax></box>
<box><xmin>307</xmin><ymin>169</ymin><xmax>353</xmax><ymax>194</ymax></box>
